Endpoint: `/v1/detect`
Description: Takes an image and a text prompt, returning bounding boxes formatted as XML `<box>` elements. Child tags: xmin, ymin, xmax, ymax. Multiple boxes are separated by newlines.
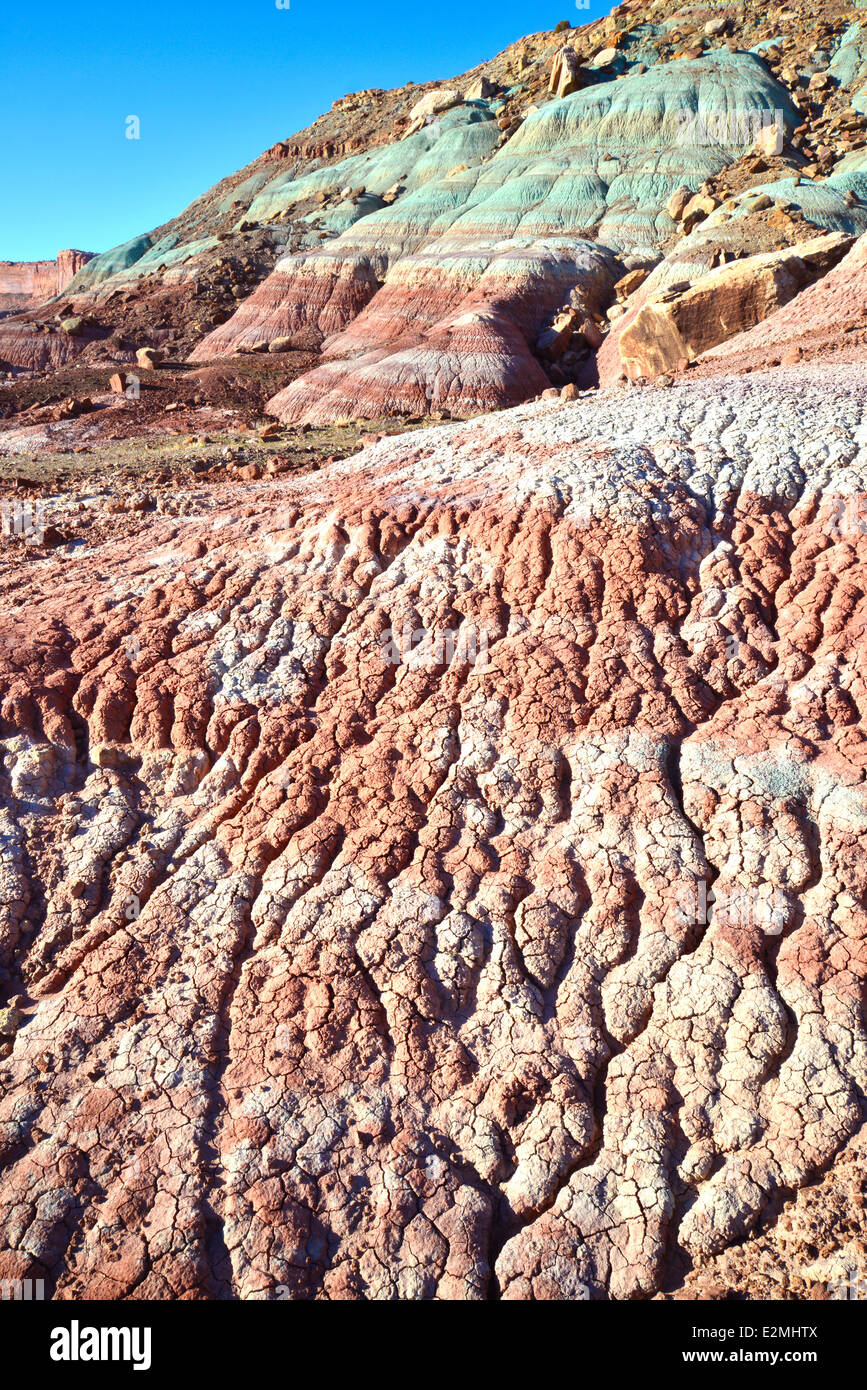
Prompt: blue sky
<box><xmin>3</xmin><ymin>0</ymin><xmax>606</xmax><ymax>262</ymax></box>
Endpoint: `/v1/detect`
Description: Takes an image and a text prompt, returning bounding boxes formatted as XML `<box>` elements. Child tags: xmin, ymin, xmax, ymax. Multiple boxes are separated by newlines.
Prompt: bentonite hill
<box><xmin>2</xmin><ymin>0</ymin><xmax>867</xmax><ymax>1304</ymax></box>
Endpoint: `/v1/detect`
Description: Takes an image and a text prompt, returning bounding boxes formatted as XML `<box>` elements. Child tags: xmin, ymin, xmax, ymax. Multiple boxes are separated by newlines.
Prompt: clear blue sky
<box><xmin>3</xmin><ymin>0</ymin><xmax>607</xmax><ymax>262</ymax></box>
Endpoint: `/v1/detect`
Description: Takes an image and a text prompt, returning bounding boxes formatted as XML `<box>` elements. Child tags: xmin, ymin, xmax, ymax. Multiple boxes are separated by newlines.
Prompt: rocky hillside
<box><xmin>4</xmin><ymin>0</ymin><xmax>867</xmax><ymax>396</ymax></box>
<box><xmin>1</xmin><ymin>0</ymin><xmax>867</xmax><ymax>1304</ymax></box>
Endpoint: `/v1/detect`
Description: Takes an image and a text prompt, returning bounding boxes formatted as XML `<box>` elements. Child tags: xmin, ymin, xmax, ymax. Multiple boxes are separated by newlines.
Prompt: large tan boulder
<box><xmin>549</xmin><ymin>45</ymin><xmax>585</xmax><ymax>98</ymax></box>
<box><xmin>616</xmin><ymin>232</ymin><xmax>853</xmax><ymax>380</ymax></box>
<box><xmin>752</xmin><ymin>120</ymin><xmax>785</xmax><ymax>158</ymax></box>
<box><xmin>700</xmin><ymin>230</ymin><xmax>867</xmax><ymax>370</ymax></box>
<box><xmin>679</xmin><ymin>192</ymin><xmax>719</xmax><ymax>233</ymax></box>
<box><xmin>135</xmin><ymin>345</ymin><xmax>164</xmax><ymax>371</ymax></box>
<box><xmin>666</xmin><ymin>186</ymin><xmax>693</xmax><ymax>222</ymax></box>
<box><xmin>536</xmin><ymin>306</ymin><xmax>580</xmax><ymax>359</ymax></box>
<box><xmin>614</xmin><ymin>267</ymin><xmax>647</xmax><ymax>301</ymax></box>
<box><xmin>408</xmin><ymin>87</ymin><xmax>461</xmax><ymax>122</ymax></box>
<box><xmin>464</xmin><ymin>75</ymin><xmax>498</xmax><ymax>101</ymax></box>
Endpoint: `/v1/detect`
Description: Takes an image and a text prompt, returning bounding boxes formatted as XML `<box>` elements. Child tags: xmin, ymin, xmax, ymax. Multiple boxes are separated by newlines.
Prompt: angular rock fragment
<box><xmin>549</xmin><ymin>45</ymin><xmax>585</xmax><ymax>98</ymax></box>
<box><xmin>617</xmin><ymin>231</ymin><xmax>851</xmax><ymax>378</ymax></box>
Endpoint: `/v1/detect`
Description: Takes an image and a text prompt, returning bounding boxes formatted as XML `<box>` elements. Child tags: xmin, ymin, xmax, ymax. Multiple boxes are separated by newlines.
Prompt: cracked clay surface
<box><xmin>1</xmin><ymin>363</ymin><xmax>866</xmax><ymax>1299</ymax></box>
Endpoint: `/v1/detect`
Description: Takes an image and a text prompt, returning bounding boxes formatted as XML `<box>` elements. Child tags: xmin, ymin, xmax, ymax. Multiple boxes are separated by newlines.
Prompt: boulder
<box><xmin>549</xmin><ymin>46</ymin><xmax>585</xmax><ymax>98</ymax></box>
<box><xmin>537</xmin><ymin>308</ymin><xmax>579</xmax><ymax>359</ymax></box>
<box><xmin>49</xmin><ymin>396</ymin><xmax>93</xmax><ymax>421</ymax></box>
<box><xmin>666</xmin><ymin>186</ymin><xmax>693</xmax><ymax>221</ymax></box>
<box><xmin>753</xmin><ymin>121</ymin><xmax>784</xmax><ymax>158</ymax></box>
<box><xmin>579</xmin><ymin>317</ymin><xmax>605</xmax><ymax>350</ymax></box>
<box><xmin>616</xmin><ymin>232</ymin><xmax>853</xmax><ymax>378</ymax></box>
<box><xmin>615</xmin><ymin>267</ymin><xmax>647</xmax><ymax>300</ymax></box>
<box><xmin>701</xmin><ymin>228</ymin><xmax>867</xmax><ymax>369</ymax></box>
<box><xmin>740</xmin><ymin>192</ymin><xmax>773</xmax><ymax>212</ymax></box>
<box><xmin>39</xmin><ymin>525</ymin><xmax>67</xmax><ymax>548</ymax></box>
<box><xmin>680</xmin><ymin>192</ymin><xmax>719</xmax><ymax>232</ymax></box>
<box><xmin>464</xmin><ymin>75</ymin><xmax>498</xmax><ymax>101</ymax></box>
<box><xmin>408</xmin><ymin>87</ymin><xmax>461</xmax><ymax>122</ymax></box>
<box><xmin>135</xmin><ymin>346</ymin><xmax>164</xmax><ymax>370</ymax></box>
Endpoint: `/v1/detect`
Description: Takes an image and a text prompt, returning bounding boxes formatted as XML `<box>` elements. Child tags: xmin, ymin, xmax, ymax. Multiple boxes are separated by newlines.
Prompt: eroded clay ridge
<box><xmin>1</xmin><ymin>367</ymin><xmax>866</xmax><ymax>1299</ymax></box>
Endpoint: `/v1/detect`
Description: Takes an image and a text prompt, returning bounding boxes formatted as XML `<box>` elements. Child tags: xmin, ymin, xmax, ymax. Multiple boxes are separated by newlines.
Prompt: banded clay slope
<box><xmin>0</xmin><ymin>13</ymin><xmax>611</xmax><ymax>371</ymax></box>
<box><xmin>190</xmin><ymin>0</ymin><xmax>867</xmax><ymax>420</ymax></box>
<box><xmin>5</xmin><ymin>0</ymin><xmax>867</xmax><ymax>387</ymax></box>
<box><xmin>196</xmin><ymin>53</ymin><xmax>799</xmax><ymax>418</ymax></box>
<box><xmin>1</xmin><ymin>365</ymin><xmax>866</xmax><ymax>1299</ymax></box>
<box><xmin>0</xmin><ymin>85</ymin><xmax>454</xmax><ymax>370</ymax></box>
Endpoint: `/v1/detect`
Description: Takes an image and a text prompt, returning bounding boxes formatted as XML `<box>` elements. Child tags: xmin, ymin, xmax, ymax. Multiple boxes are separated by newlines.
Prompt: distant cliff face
<box><xmin>0</xmin><ymin>250</ymin><xmax>93</xmax><ymax>313</ymax></box>
<box><xmin>54</xmin><ymin>249</ymin><xmax>94</xmax><ymax>294</ymax></box>
<box><xmin>0</xmin><ymin>260</ymin><xmax>58</xmax><ymax>314</ymax></box>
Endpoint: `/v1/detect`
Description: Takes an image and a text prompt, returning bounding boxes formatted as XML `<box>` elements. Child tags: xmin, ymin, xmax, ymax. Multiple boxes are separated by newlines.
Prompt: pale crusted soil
<box><xmin>0</xmin><ymin>364</ymin><xmax>865</xmax><ymax>1300</ymax></box>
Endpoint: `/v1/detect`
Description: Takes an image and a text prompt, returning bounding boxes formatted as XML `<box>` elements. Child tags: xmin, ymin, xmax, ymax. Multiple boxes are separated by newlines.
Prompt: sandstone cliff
<box><xmin>0</xmin><ymin>250</ymin><xmax>92</xmax><ymax>315</ymax></box>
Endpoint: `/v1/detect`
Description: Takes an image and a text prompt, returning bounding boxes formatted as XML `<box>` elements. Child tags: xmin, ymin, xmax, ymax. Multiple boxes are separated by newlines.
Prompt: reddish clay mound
<box><xmin>1</xmin><ymin>366</ymin><xmax>866</xmax><ymax>1299</ymax></box>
